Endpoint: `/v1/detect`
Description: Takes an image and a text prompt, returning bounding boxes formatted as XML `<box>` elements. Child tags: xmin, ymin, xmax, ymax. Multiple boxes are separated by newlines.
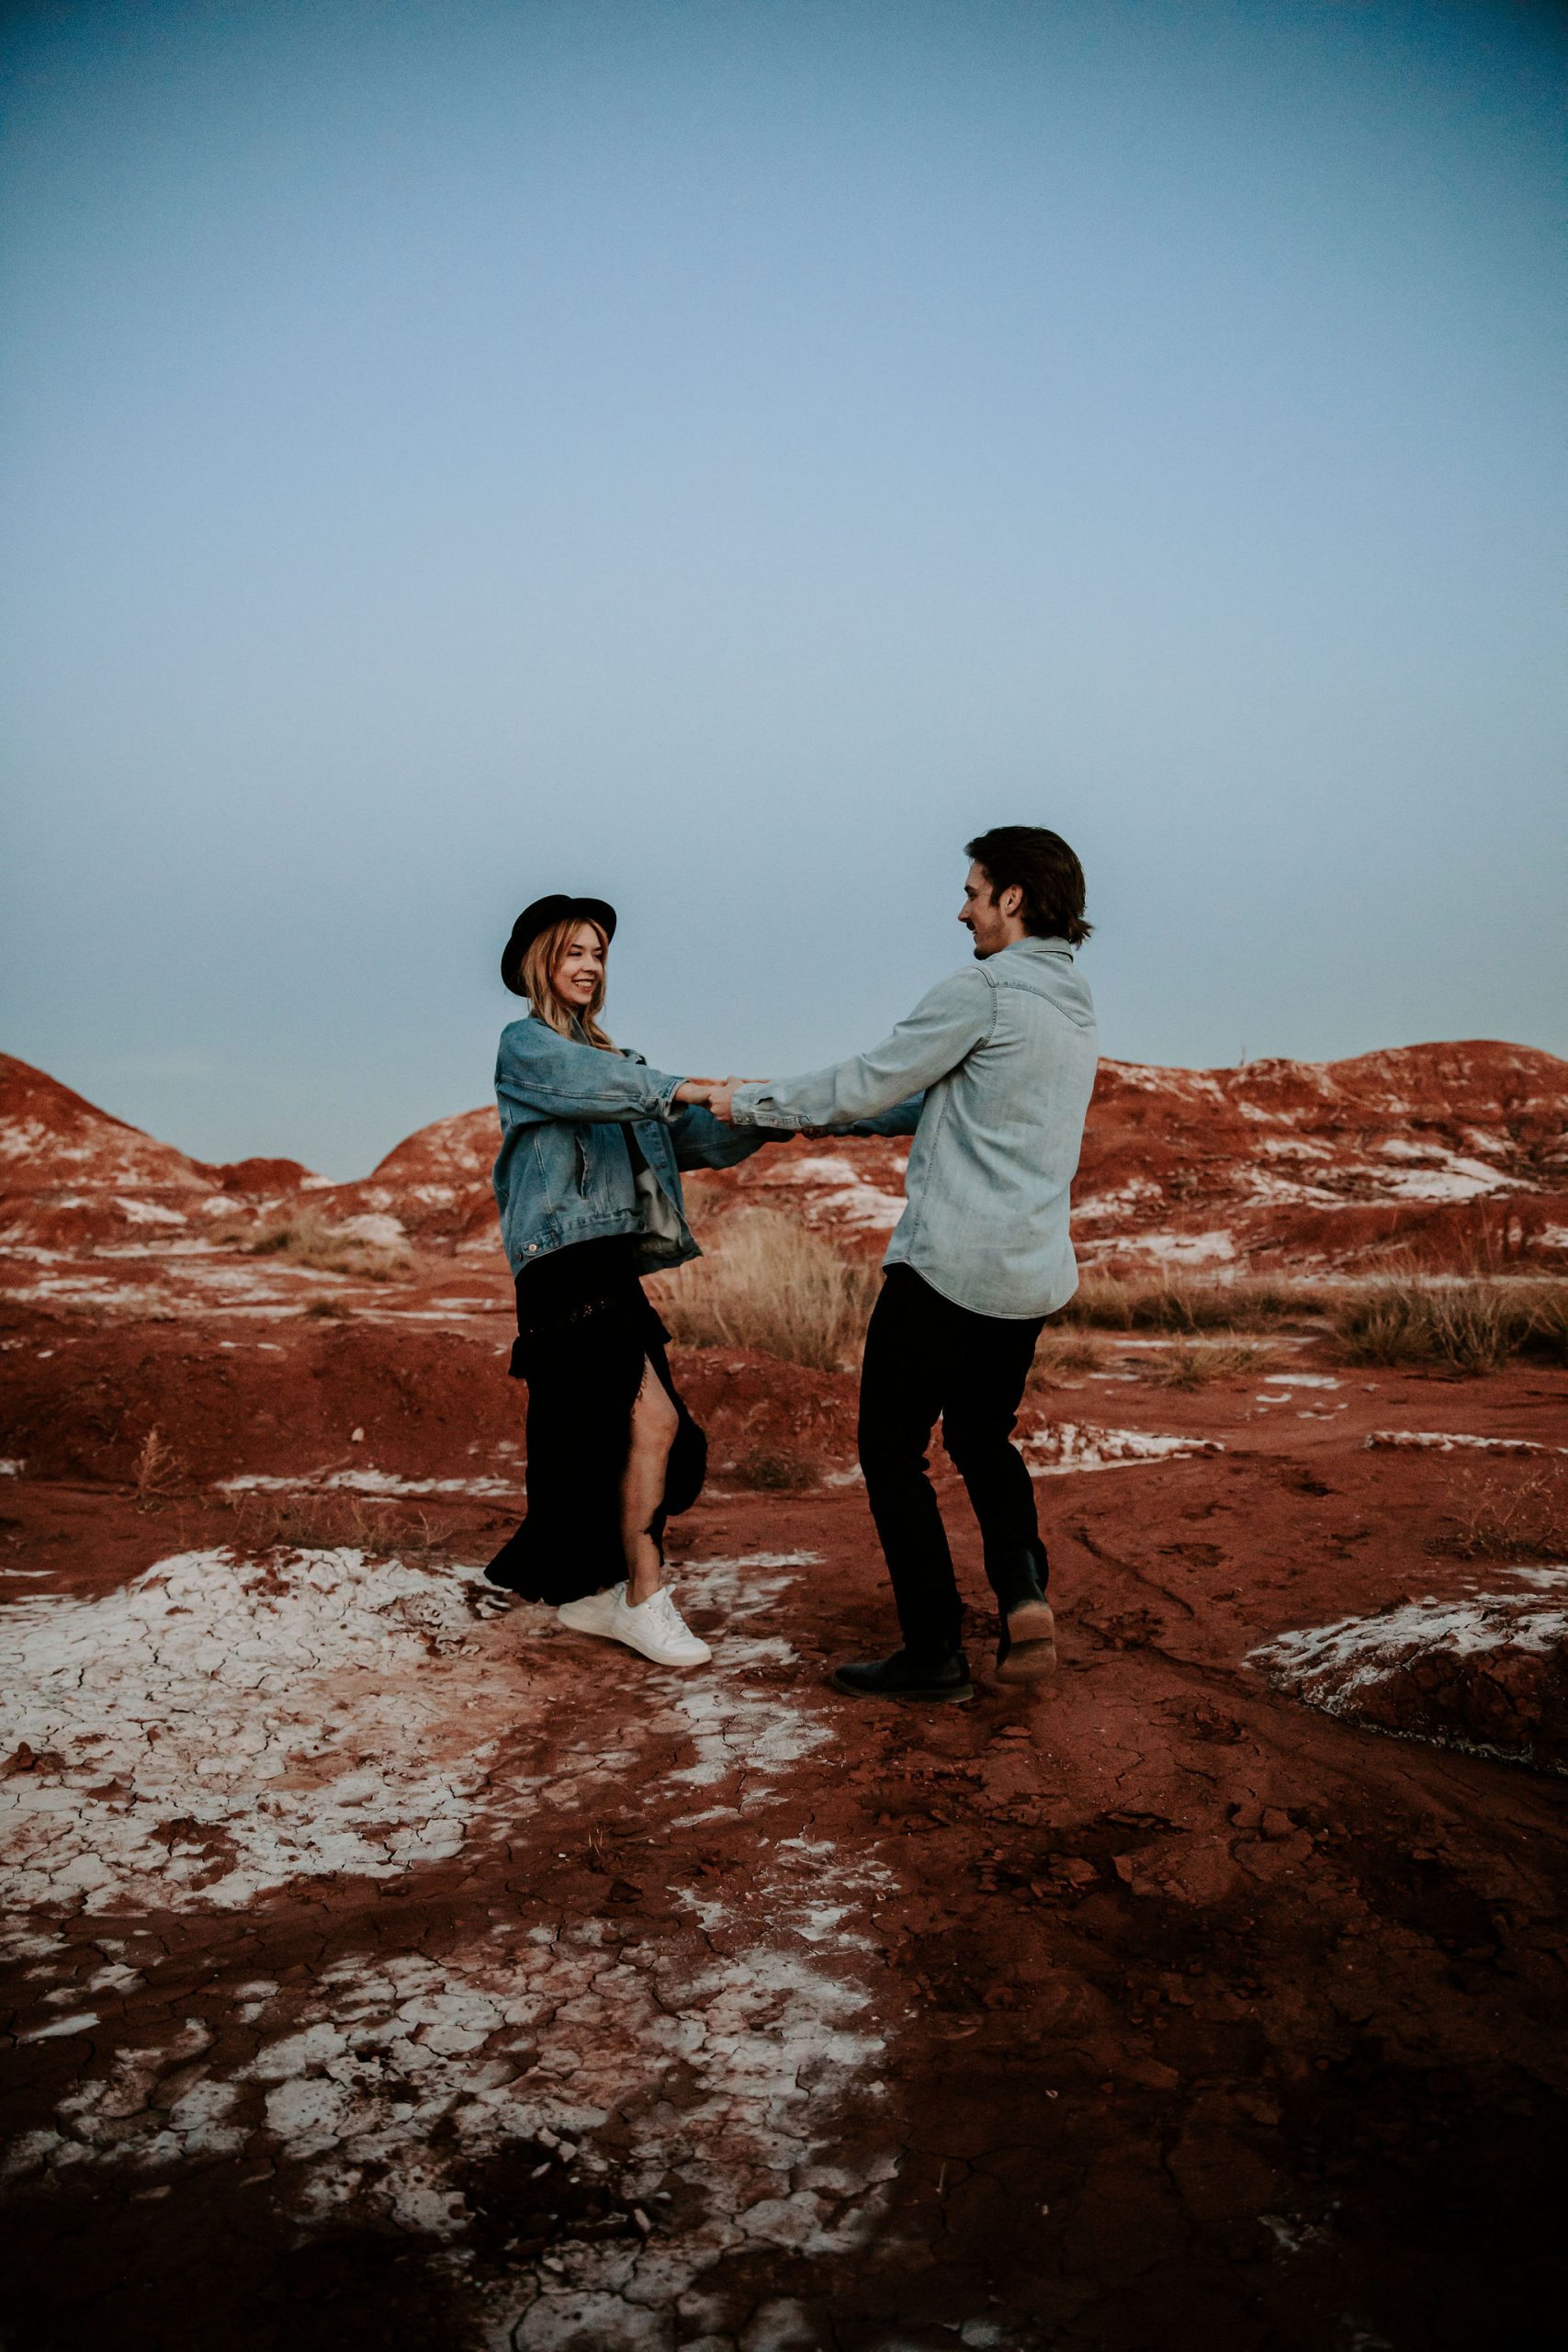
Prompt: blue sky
<box><xmin>2</xmin><ymin>0</ymin><xmax>1563</xmax><ymax>1173</ymax></box>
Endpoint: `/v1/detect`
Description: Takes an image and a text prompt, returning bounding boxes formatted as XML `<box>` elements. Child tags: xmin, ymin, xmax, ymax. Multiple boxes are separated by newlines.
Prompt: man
<box><xmin>709</xmin><ymin>827</ymin><xmax>1098</xmax><ymax>1703</ymax></box>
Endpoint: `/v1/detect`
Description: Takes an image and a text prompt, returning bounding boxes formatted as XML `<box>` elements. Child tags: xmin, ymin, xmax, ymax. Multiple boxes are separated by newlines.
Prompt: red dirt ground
<box><xmin>3</xmin><ymin>1053</ymin><xmax>1567</xmax><ymax>2349</ymax></box>
<box><xmin>4</xmin><ymin>1262</ymin><xmax>1567</xmax><ymax>2351</ymax></box>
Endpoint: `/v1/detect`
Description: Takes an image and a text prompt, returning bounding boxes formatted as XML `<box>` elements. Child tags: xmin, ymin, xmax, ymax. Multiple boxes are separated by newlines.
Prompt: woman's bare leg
<box><xmin>621</xmin><ymin>1361</ymin><xmax>680</xmax><ymax>1604</ymax></box>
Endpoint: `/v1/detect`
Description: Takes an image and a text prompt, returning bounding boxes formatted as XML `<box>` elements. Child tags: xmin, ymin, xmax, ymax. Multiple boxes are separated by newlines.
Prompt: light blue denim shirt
<box><xmin>730</xmin><ymin>937</ymin><xmax>1099</xmax><ymax>1318</ymax></box>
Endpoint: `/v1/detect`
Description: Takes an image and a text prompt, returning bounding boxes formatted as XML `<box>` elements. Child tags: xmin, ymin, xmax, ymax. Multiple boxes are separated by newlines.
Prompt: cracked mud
<box><xmin>3</xmin><ymin>1275</ymin><xmax>1567</xmax><ymax>2350</ymax></box>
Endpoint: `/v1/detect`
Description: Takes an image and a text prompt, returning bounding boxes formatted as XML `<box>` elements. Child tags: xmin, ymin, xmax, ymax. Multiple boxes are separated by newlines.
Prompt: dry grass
<box><xmin>1434</xmin><ymin>1464</ymin><xmax>1568</xmax><ymax>1563</ymax></box>
<box><xmin>1145</xmin><ymin>1340</ymin><xmax>1276</xmax><ymax>1389</ymax></box>
<box><xmin>223</xmin><ymin>1488</ymin><xmax>457</xmax><ymax>1561</ymax></box>
<box><xmin>217</xmin><ymin>1207</ymin><xmax>412</xmax><ymax>1283</ymax></box>
<box><xmin>131</xmin><ymin>1427</ymin><xmax>185</xmax><ymax>1510</ymax></box>
<box><xmin>1058</xmin><ymin>1276</ymin><xmax>1318</xmax><ymax>1333</ymax></box>
<box><xmin>651</xmin><ymin>1208</ymin><xmax>880</xmax><ymax>1373</ymax></box>
<box><xmin>724</xmin><ymin>1444</ymin><xmax>821</xmax><ymax>1492</ymax></box>
<box><xmin>1336</xmin><ymin>1278</ymin><xmax>1568</xmax><ymax>1376</ymax></box>
<box><xmin>1027</xmin><ymin>1332</ymin><xmax>1107</xmax><ymax>1388</ymax></box>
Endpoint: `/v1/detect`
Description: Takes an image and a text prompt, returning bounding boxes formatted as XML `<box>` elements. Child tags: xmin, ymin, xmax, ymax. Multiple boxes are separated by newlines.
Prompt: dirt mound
<box><xmin>1253</xmin><ymin>1578</ymin><xmax>1568</xmax><ymax>1772</ymax></box>
<box><xmin>4</xmin><ymin>1038</ymin><xmax>1566</xmax><ymax>1277</ymax></box>
<box><xmin>0</xmin><ymin>1054</ymin><xmax>209</xmax><ymax>1198</ymax></box>
<box><xmin>704</xmin><ymin>1037</ymin><xmax>1568</xmax><ymax>1275</ymax></box>
<box><xmin>0</xmin><ymin>1056</ymin><xmax>320</xmax><ymax>1257</ymax></box>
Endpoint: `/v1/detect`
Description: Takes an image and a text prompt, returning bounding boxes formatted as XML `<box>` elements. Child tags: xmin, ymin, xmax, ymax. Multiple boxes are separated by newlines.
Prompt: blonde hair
<box><xmin>519</xmin><ymin>917</ymin><xmax>615</xmax><ymax>1050</ymax></box>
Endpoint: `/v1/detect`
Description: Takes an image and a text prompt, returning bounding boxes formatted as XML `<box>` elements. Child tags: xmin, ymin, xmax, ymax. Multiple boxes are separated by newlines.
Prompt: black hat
<box><xmin>502</xmin><ymin>894</ymin><xmax>618</xmax><ymax>995</ymax></box>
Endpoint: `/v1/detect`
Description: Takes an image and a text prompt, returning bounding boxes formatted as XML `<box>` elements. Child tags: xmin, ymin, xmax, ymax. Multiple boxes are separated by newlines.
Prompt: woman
<box><xmin>484</xmin><ymin>892</ymin><xmax>769</xmax><ymax>1669</ymax></box>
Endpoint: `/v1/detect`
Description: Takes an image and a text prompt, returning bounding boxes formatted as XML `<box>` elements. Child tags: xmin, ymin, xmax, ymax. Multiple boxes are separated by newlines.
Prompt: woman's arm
<box><xmin>670</xmin><ymin>1103</ymin><xmax>779</xmax><ymax>1170</ymax></box>
<box><xmin>496</xmin><ymin>1019</ymin><xmax>708</xmax><ymax>1126</ymax></box>
<box><xmin>842</xmin><ymin>1092</ymin><xmax>926</xmax><ymax>1138</ymax></box>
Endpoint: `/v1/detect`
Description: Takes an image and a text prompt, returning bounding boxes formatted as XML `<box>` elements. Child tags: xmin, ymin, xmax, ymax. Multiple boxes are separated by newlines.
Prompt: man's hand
<box><xmin>707</xmin><ymin>1077</ymin><xmax>749</xmax><ymax>1124</ymax></box>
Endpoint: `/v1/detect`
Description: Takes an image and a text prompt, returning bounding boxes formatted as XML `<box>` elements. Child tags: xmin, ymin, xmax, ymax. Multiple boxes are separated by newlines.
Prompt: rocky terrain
<box><xmin>2</xmin><ymin>1046</ymin><xmax>1566</xmax><ymax>2351</ymax></box>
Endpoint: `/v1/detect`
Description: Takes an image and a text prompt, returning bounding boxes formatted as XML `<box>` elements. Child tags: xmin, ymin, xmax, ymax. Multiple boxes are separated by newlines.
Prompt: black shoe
<box><xmin>831</xmin><ymin>1648</ymin><xmax>974</xmax><ymax>1703</ymax></box>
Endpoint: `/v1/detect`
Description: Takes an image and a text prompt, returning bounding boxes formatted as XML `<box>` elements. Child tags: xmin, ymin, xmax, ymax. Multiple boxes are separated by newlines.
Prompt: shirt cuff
<box><xmin>731</xmin><ymin>1082</ymin><xmax>810</xmax><ymax>1132</ymax></box>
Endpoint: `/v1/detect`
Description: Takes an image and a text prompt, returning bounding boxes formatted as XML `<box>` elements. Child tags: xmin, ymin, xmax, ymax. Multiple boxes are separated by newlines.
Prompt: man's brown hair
<box><xmin>965</xmin><ymin>825</ymin><xmax>1092</xmax><ymax>946</ymax></box>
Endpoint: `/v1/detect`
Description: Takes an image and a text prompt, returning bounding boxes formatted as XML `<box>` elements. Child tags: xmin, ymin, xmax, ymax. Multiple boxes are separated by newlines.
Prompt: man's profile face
<box><xmin>959</xmin><ymin>861</ymin><xmax>1018</xmax><ymax>958</ymax></box>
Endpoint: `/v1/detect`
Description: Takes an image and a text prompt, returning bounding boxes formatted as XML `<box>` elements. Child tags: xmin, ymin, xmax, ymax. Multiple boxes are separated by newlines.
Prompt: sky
<box><xmin>2</xmin><ymin>0</ymin><xmax>1563</xmax><ymax>1176</ymax></box>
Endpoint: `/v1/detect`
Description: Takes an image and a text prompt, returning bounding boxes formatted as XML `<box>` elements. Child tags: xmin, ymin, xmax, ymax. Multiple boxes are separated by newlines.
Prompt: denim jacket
<box><xmin>730</xmin><ymin>937</ymin><xmax>1099</xmax><ymax>1318</ymax></box>
<box><xmin>492</xmin><ymin>1015</ymin><xmax>768</xmax><ymax>1277</ymax></box>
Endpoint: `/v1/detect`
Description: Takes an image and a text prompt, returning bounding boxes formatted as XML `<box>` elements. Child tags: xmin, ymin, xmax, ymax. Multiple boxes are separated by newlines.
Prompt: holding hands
<box><xmin>674</xmin><ymin>1077</ymin><xmax>750</xmax><ymax>1122</ymax></box>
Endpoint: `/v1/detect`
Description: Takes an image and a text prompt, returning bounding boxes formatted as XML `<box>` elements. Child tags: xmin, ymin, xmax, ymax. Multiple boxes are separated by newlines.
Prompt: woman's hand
<box><xmin>673</xmin><ymin>1079</ymin><xmax>716</xmax><ymax>1105</ymax></box>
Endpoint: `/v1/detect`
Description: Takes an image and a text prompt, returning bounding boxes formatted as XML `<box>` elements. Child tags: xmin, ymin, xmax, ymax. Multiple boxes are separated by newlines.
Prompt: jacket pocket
<box><xmin>572</xmin><ymin>1127</ymin><xmax>592</xmax><ymax>1196</ymax></box>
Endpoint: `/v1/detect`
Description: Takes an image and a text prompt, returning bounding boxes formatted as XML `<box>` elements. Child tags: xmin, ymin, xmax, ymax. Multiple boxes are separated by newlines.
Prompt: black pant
<box><xmin>857</xmin><ymin>1264</ymin><xmax>1047</xmax><ymax>1660</ymax></box>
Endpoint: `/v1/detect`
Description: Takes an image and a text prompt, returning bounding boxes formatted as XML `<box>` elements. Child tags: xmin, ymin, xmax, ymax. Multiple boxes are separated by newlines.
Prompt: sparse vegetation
<box><xmin>725</xmin><ymin>1444</ymin><xmax>819</xmax><ymax>1492</ymax></box>
<box><xmin>651</xmin><ymin>1208</ymin><xmax>879</xmax><ymax>1373</ymax></box>
<box><xmin>1057</xmin><ymin>1275</ymin><xmax>1318</xmax><ymax>1332</ymax></box>
<box><xmin>220</xmin><ymin>1208</ymin><xmax>412</xmax><ymax>1283</ymax></box>
<box><xmin>1336</xmin><ymin>1278</ymin><xmax>1568</xmax><ymax>1376</ymax></box>
<box><xmin>1027</xmin><ymin>1332</ymin><xmax>1106</xmax><ymax>1387</ymax></box>
<box><xmin>1434</xmin><ymin>1464</ymin><xmax>1568</xmax><ymax>1563</ymax></box>
<box><xmin>131</xmin><ymin>1426</ymin><xmax>184</xmax><ymax>1510</ymax></box>
<box><xmin>223</xmin><ymin>1488</ymin><xmax>454</xmax><ymax>1560</ymax></box>
<box><xmin>1145</xmin><ymin>1340</ymin><xmax>1276</xmax><ymax>1389</ymax></box>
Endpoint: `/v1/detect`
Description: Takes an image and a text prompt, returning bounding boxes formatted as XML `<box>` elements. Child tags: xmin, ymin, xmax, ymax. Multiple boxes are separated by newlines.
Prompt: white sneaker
<box><xmin>557</xmin><ymin>1583</ymin><xmax>625</xmax><ymax>1637</ymax></box>
<box><xmin>606</xmin><ymin>1584</ymin><xmax>712</xmax><ymax>1668</ymax></box>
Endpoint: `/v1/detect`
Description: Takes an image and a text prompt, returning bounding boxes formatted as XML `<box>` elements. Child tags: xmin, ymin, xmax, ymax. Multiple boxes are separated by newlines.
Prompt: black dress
<box><xmin>482</xmin><ymin>1234</ymin><xmax>707</xmax><ymax>1605</ymax></box>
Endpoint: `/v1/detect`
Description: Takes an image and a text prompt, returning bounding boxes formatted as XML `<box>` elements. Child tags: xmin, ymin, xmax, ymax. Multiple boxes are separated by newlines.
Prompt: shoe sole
<box><xmin>997</xmin><ymin>1600</ymin><xmax>1057</xmax><ymax>1684</ymax></box>
<box><xmin>612</xmin><ymin>1636</ymin><xmax>712</xmax><ymax>1668</ymax></box>
<box><xmin>829</xmin><ymin>1668</ymin><xmax>974</xmax><ymax>1703</ymax></box>
<box><xmin>557</xmin><ymin>1606</ymin><xmax>615</xmax><ymax>1634</ymax></box>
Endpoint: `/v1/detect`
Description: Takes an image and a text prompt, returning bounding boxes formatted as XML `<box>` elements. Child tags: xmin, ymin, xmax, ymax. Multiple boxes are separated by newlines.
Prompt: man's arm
<box><xmin>717</xmin><ymin>971</ymin><xmax>992</xmax><ymax>1130</ymax></box>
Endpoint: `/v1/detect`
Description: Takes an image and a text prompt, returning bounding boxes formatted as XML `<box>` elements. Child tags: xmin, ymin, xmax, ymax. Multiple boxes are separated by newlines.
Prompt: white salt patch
<box><xmin>218</xmin><ymin>1469</ymin><xmax>518</xmax><ymax>1498</ymax></box>
<box><xmin>1022</xmin><ymin>1423</ymin><xmax>1223</xmax><ymax>1476</ymax></box>
<box><xmin>773</xmin><ymin>1156</ymin><xmax>908</xmax><ymax>1231</ymax></box>
<box><xmin>0</xmin><ymin>1459</ymin><xmax>22</xmax><ymax>1476</ymax></box>
<box><xmin>1253</xmin><ymin>1593</ymin><xmax>1568</xmax><ymax>1722</ymax></box>
<box><xmin>1261</xmin><ymin>1373</ymin><xmax>1340</xmax><ymax>1389</ymax></box>
<box><xmin>6</xmin><ymin>1545</ymin><xmax>904</xmax><ymax>2316</ymax></box>
<box><xmin>1366</xmin><ymin>1430</ymin><xmax>1565</xmax><ymax>1458</ymax></box>
<box><xmin>1128</xmin><ymin>1229</ymin><xmax>1237</xmax><ymax>1265</ymax></box>
<box><xmin>0</xmin><ymin>1549</ymin><xmax>508</xmax><ymax>1922</ymax></box>
<box><xmin>114</xmin><ymin>1197</ymin><xmax>191</xmax><ymax>1227</ymax></box>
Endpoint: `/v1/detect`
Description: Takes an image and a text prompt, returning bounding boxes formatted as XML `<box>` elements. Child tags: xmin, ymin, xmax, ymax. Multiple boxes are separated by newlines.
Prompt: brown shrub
<box><xmin>223</xmin><ymin>1489</ymin><xmax>454</xmax><ymax>1562</ymax></box>
<box><xmin>1059</xmin><ymin>1276</ymin><xmax>1318</xmax><ymax>1333</ymax></box>
<box><xmin>1145</xmin><ymin>1340</ymin><xmax>1276</xmax><ymax>1389</ymax></box>
<box><xmin>651</xmin><ymin>1209</ymin><xmax>878</xmax><ymax>1373</ymax></box>
<box><xmin>216</xmin><ymin>1208</ymin><xmax>412</xmax><ymax>1282</ymax></box>
<box><xmin>1027</xmin><ymin>1332</ymin><xmax>1106</xmax><ymax>1388</ymax></box>
<box><xmin>132</xmin><ymin>1426</ymin><xmax>185</xmax><ymax>1510</ymax></box>
<box><xmin>1335</xmin><ymin>1278</ymin><xmax>1568</xmax><ymax>1376</ymax></box>
<box><xmin>1435</xmin><ymin>1464</ymin><xmax>1568</xmax><ymax>1563</ymax></box>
